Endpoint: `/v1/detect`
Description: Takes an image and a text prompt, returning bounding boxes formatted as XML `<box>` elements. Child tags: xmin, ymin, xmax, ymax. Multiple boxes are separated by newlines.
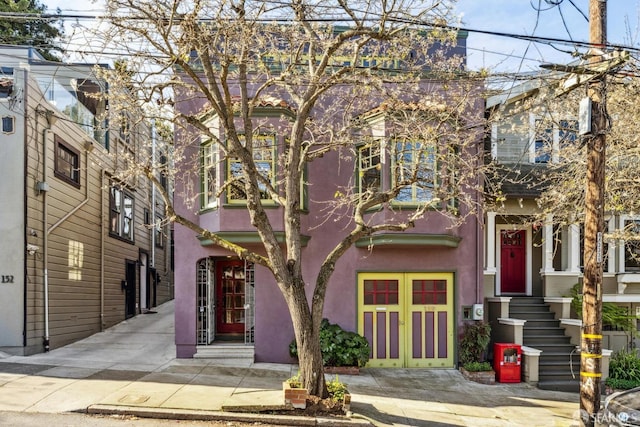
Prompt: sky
<box><xmin>454</xmin><ymin>0</ymin><xmax>640</xmax><ymax>72</ymax></box>
<box><xmin>43</xmin><ymin>0</ymin><xmax>640</xmax><ymax>73</ymax></box>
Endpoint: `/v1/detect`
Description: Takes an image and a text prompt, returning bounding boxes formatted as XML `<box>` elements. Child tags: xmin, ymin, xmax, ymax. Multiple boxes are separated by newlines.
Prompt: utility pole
<box><xmin>580</xmin><ymin>1</ymin><xmax>606</xmax><ymax>426</ymax></box>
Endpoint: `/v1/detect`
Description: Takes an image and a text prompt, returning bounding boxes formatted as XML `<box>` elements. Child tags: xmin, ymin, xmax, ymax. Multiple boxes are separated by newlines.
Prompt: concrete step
<box><xmin>510</xmin><ymin>310</ymin><xmax>556</xmax><ymax>320</ymax></box>
<box><xmin>524</xmin><ymin>326</ymin><xmax>566</xmax><ymax>335</ymax></box>
<box><xmin>532</xmin><ymin>343</ymin><xmax>578</xmax><ymax>353</ymax></box>
<box><xmin>524</xmin><ymin>335</ymin><xmax>572</xmax><ymax>345</ymax></box>
<box><xmin>510</xmin><ymin>297</ymin><xmax>545</xmax><ymax>305</ymax></box>
<box><xmin>194</xmin><ymin>344</ymin><xmax>255</xmax><ymax>360</ymax></box>
<box><xmin>524</xmin><ymin>319</ymin><xmax>561</xmax><ymax>328</ymax></box>
<box><xmin>537</xmin><ymin>379</ymin><xmax>580</xmax><ymax>393</ymax></box>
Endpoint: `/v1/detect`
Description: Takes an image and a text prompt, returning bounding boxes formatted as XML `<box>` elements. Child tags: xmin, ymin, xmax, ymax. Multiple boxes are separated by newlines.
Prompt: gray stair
<box><xmin>194</xmin><ymin>344</ymin><xmax>255</xmax><ymax>364</ymax></box>
<box><xmin>509</xmin><ymin>297</ymin><xmax>579</xmax><ymax>393</ymax></box>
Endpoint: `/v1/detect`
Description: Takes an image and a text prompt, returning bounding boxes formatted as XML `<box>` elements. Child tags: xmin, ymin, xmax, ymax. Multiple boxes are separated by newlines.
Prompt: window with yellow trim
<box><xmin>201</xmin><ymin>140</ymin><xmax>219</xmax><ymax>208</ymax></box>
<box><xmin>227</xmin><ymin>134</ymin><xmax>276</xmax><ymax>202</ymax></box>
<box><xmin>358</xmin><ymin>142</ymin><xmax>381</xmax><ymax>194</ymax></box>
<box><xmin>393</xmin><ymin>140</ymin><xmax>435</xmax><ymax>203</ymax></box>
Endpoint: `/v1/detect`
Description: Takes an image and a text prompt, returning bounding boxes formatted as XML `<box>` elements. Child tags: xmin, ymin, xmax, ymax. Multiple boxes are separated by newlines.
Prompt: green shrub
<box><xmin>459</xmin><ymin>321</ymin><xmax>491</xmax><ymax>366</ymax></box>
<box><xmin>608</xmin><ymin>348</ymin><xmax>640</xmax><ymax>385</ymax></box>
<box><xmin>289</xmin><ymin>319</ymin><xmax>371</xmax><ymax>367</ymax></box>
<box><xmin>463</xmin><ymin>361</ymin><xmax>493</xmax><ymax>372</ymax></box>
<box><xmin>605</xmin><ymin>377</ymin><xmax>640</xmax><ymax>390</ymax></box>
<box><xmin>570</xmin><ymin>283</ymin><xmax>637</xmax><ymax>333</ymax></box>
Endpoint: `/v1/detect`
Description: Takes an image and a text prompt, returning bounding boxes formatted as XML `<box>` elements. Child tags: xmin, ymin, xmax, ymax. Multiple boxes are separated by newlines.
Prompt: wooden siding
<box><xmin>17</xmin><ymin>72</ymin><xmax>173</xmax><ymax>355</ymax></box>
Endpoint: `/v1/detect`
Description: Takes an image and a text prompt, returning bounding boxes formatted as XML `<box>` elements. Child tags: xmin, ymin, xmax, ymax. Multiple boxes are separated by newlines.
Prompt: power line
<box><xmin>1</xmin><ymin>10</ymin><xmax>639</xmax><ymax>55</ymax></box>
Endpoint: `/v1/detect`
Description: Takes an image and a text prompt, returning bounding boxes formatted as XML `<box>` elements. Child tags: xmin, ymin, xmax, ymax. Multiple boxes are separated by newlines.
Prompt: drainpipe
<box><xmin>22</xmin><ymin>69</ymin><xmax>29</xmax><ymax>348</ymax></box>
<box><xmin>100</xmin><ymin>170</ymin><xmax>105</xmax><ymax>330</ymax></box>
<box><xmin>151</xmin><ymin>119</ymin><xmax>156</xmax><ymax>268</ymax></box>
<box><xmin>39</xmin><ymin>110</ymin><xmax>54</xmax><ymax>352</ymax></box>
<box><xmin>40</xmin><ymin>115</ymin><xmax>93</xmax><ymax>351</ymax></box>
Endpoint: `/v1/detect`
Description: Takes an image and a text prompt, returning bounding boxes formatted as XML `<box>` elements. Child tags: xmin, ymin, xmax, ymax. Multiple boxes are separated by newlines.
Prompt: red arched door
<box><xmin>500</xmin><ymin>230</ymin><xmax>526</xmax><ymax>294</ymax></box>
<box><xmin>216</xmin><ymin>260</ymin><xmax>246</xmax><ymax>334</ymax></box>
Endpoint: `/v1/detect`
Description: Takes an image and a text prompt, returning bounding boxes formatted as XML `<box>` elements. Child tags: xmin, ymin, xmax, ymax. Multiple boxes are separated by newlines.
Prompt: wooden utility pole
<box><xmin>580</xmin><ymin>1</ymin><xmax>606</xmax><ymax>426</ymax></box>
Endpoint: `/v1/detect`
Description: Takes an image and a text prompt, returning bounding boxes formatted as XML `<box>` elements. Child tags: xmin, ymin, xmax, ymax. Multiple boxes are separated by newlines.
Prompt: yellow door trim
<box><xmin>358</xmin><ymin>272</ymin><xmax>454</xmax><ymax>368</ymax></box>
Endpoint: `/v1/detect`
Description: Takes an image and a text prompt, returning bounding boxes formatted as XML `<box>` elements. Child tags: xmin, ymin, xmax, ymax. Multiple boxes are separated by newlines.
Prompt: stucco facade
<box><xmin>172</xmin><ymin>31</ymin><xmax>486</xmax><ymax>367</ymax></box>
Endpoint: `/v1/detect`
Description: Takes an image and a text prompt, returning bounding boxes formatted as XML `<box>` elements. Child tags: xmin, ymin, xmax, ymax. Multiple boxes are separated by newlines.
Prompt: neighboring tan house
<box><xmin>172</xmin><ymin>30</ymin><xmax>486</xmax><ymax>368</ymax></box>
<box><xmin>0</xmin><ymin>46</ymin><xmax>173</xmax><ymax>355</ymax></box>
<box><xmin>484</xmin><ymin>69</ymin><xmax>634</xmax><ymax>391</ymax></box>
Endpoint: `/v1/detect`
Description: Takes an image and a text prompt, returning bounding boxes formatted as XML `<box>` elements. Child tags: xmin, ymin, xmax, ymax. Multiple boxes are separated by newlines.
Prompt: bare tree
<box><xmin>96</xmin><ymin>0</ymin><xmax>484</xmax><ymax>397</ymax></box>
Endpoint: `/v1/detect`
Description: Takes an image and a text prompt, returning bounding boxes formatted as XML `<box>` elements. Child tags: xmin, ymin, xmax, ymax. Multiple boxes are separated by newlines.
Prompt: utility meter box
<box><xmin>472</xmin><ymin>304</ymin><xmax>484</xmax><ymax>320</ymax></box>
<box><xmin>494</xmin><ymin>343</ymin><xmax>521</xmax><ymax>383</ymax></box>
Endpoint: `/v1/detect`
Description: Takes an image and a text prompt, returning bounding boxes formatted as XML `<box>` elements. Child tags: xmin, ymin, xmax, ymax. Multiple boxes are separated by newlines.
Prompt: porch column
<box><xmin>619</xmin><ymin>215</ymin><xmax>627</xmax><ymax>274</ymax></box>
<box><xmin>542</xmin><ymin>214</ymin><xmax>555</xmax><ymax>273</ymax></box>
<box><xmin>568</xmin><ymin>222</ymin><xmax>581</xmax><ymax>273</ymax></box>
<box><xmin>486</xmin><ymin>211</ymin><xmax>497</xmax><ymax>273</ymax></box>
<box><xmin>607</xmin><ymin>216</ymin><xmax>616</xmax><ymax>274</ymax></box>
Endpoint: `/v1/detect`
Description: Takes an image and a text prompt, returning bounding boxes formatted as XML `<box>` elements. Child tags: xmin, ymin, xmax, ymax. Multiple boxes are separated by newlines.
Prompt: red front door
<box><xmin>500</xmin><ymin>230</ymin><xmax>526</xmax><ymax>294</ymax></box>
<box><xmin>216</xmin><ymin>260</ymin><xmax>245</xmax><ymax>334</ymax></box>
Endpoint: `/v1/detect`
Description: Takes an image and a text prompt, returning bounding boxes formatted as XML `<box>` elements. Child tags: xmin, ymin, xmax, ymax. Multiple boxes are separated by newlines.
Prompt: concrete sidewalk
<box><xmin>0</xmin><ymin>300</ymin><xmax>582</xmax><ymax>426</ymax></box>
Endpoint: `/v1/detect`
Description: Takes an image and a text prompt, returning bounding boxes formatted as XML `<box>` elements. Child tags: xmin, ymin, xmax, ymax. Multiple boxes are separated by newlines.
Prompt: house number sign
<box><xmin>1</xmin><ymin>275</ymin><xmax>15</xmax><ymax>283</ymax></box>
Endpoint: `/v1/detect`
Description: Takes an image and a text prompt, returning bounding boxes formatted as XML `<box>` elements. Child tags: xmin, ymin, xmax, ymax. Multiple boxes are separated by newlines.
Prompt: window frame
<box><xmin>530</xmin><ymin>116</ymin><xmax>578</xmax><ymax>164</ymax></box>
<box><xmin>155</xmin><ymin>214</ymin><xmax>164</xmax><ymax>248</ymax></box>
<box><xmin>357</xmin><ymin>141</ymin><xmax>381</xmax><ymax>195</ymax></box>
<box><xmin>391</xmin><ymin>139</ymin><xmax>436</xmax><ymax>205</ymax></box>
<box><xmin>2</xmin><ymin>115</ymin><xmax>14</xmax><ymax>134</ymax></box>
<box><xmin>621</xmin><ymin>216</ymin><xmax>640</xmax><ymax>273</ymax></box>
<box><xmin>54</xmin><ymin>135</ymin><xmax>81</xmax><ymax>188</ymax></box>
<box><xmin>201</xmin><ymin>139</ymin><xmax>219</xmax><ymax>209</ymax></box>
<box><xmin>226</xmin><ymin>134</ymin><xmax>277</xmax><ymax>204</ymax></box>
<box><xmin>119</xmin><ymin>111</ymin><xmax>131</xmax><ymax>144</ymax></box>
<box><xmin>109</xmin><ymin>184</ymin><xmax>135</xmax><ymax>243</ymax></box>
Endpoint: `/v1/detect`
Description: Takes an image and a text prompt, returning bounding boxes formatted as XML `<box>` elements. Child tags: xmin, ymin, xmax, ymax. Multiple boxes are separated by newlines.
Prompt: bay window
<box><xmin>227</xmin><ymin>134</ymin><xmax>276</xmax><ymax>202</ymax></box>
<box><xmin>357</xmin><ymin>142</ymin><xmax>381</xmax><ymax>194</ymax></box>
<box><xmin>201</xmin><ymin>140</ymin><xmax>219</xmax><ymax>208</ymax></box>
<box><xmin>393</xmin><ymin>140</ymin><xmax>435</xmax><ymax>203</ymax></box>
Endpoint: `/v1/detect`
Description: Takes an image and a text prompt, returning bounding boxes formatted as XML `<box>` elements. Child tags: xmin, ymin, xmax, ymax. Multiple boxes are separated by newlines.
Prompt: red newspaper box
<box><xmin>494</xmin><ymin>343</ymin><xmax>521</xmax><ymax>383</ymax></box>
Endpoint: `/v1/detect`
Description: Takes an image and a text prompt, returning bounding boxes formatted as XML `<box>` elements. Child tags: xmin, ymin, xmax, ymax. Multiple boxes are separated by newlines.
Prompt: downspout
<box><xmin>151</xmin><ymin>119</ymin><xmax>156</xmax><ymax>268</ymax></box>
<box><xmin>22</xmin><ymin>69</ymin><xmax>29</xmax><ymax>348</ymax></box>
<box><xmin>100</xmin><ymin>170</ymin><xmax>105</xmax><ymax>330</ymax></box>
<box><xmin>41</xmin><ymin>129</ymin><xmax>92</xmax><ymax>351</ymax></box>
<box><xmin>40</xmin><ymin>110</ymin><xmax>53</xmax><ymax>352</ymax></box>
<box><xmin>477</xmin><ymin>135</ymin><xmax>483</xmax><ymax>303</ymax></box>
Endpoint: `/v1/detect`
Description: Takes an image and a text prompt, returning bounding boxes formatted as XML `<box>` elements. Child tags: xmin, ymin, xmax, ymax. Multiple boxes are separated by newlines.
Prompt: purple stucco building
<box><xmin>172</xmin><ymin>28</ymin><xmax>485</xmax><ymax>368</ymax></box>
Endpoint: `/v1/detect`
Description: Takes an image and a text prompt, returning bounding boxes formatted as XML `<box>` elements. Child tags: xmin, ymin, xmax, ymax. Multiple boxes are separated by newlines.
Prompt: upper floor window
<box><xmin>393</xmin><ymin>140</ymin><xmax>435</xmax><ymax>203</ymax></box>
<box><xmin>227</xmin><ymin>134</ymin><xmax>276</xmax><ymax>203</ymax></box>
<box><xmin>54</xmin><ymin>135</ymin><xmax>81</xmax><ymax>188</ymax></box>
<box><xmin>119</xmin><ymin>111</ymin><xmax>131</xmax><ymax>144</ymax></box>
<box><xmin>2</xmin><ymin>116</ymin><xmax>14</xmax><ymax>133</ymax></box>
<box><xmin>155</xmin><ymin>215</ymin><xmax>164</xmax><ymax>248</ymax></box>
<box><xmin>109</xmin><ymin>185</ymin><xmax>134</xmax><ymax>242</ymax></box>
<box><xmin>159</xmin><ymin>152</ymin><xmax>169</xmax><ymax>191</ymax></box>
<box><xmin>531</xmin><ymin>117</ymin><xmax>578</xmax><ymax>164</ymax></box>
<box><xmin>622</xmin><ymin>218</ymin><xmax>640</xmax><ymax>272</ymax></box>
<box><xmin>533</xmin><ymin>119</ymin><xmax>552</xmax><ymax>164</ymax></box>
<box><xmin>357</xmin><ymin>142</ymin><xmax>381</xmax><ymax>194</ymax></box>
<box><xmin>36</xmin><ymin>76</ymin><xmax>109</xmax><ymax>149</ymax></box>
<box><xmin>201</xmin><ymin>140</ymin><xmax>219</xmax><ymax>208</ymax></box>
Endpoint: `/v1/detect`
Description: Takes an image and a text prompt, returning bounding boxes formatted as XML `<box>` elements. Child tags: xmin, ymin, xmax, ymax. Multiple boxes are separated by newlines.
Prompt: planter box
<box><xmin>342</xmin><ymin>391</ymin><xmax>352</xmax><ymax>412</ymax></box>
<box><xmin>324</xmin><ymin>366</ymin><xmax>360</xmax><ymax>375</ymax></box>
<box><xmin>460</xmin><ymin>367</ymin><xmax>496</xmax><ymax>385</ymax></box>
<box><xmin>283</xmin><ymin>381</ymin><xmax>308</xmax><ymax>409</ymax></box>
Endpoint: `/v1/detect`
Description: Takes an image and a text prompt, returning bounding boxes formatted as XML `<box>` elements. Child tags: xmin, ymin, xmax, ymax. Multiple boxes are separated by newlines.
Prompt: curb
<box><xmin>87</xmin><ymin>404</ymin><xmax>374</xmax><ymax>426</ymax></box>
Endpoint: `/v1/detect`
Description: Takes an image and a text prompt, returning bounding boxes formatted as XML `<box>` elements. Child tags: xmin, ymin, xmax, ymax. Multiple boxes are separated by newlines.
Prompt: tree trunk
<box><xmin>286</xmin><ymin>279</ymin><xmax>327</xmax><ymax>398</ymax></box>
